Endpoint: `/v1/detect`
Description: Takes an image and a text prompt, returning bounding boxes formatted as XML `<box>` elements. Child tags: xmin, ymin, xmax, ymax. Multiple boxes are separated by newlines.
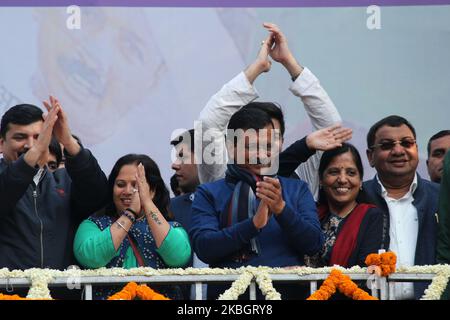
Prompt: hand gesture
<box><xmin>256</xmin><ymin>176</ymin><xmax>285</xmax><ymax>215</ymax></box>
<box><xmin>128</xmin><ymin>185</ymin><xmax>142</xmax><ymax>215</ymax></box>
<box><xmin>244</xmin><ymin>32</ymin><xmax>274</xmax><ymax>84</ymax></box>
<box><xmin>43</xmin><ymin>96</ymin><xmax>80</xmax><ymax>155</ymax></box>
<box><xmin>256</xmin><ymin>32</ymin><xmax>273</xmax><ymax>73</ymax></box>
<box><xmin>135</xmin><ymin>163</ymin><xmax>156</xmax><ymax>209</ymax></box>
<box><xmin>252</xmin><ymin>200</ymin><xmax>271</xmax><ymax>229</ymax></box>
<box><xmin>306</xmin><ymin>124</ymin><xmax>353</xmax><ymax>151</ymax></box>
<box><xmin>24</xmin><ymin>103</ymin><xmax>59</xmax><ymax>167</ymax></box>
<box><xmin>263</xmin><ymin>22</ymin><xmax>303</xmax><ymax>79</ymax></box>
<box><xmin>263</xmin><ymin>22</ymin><xmax>292</xmax><ymax>65</ymax></box>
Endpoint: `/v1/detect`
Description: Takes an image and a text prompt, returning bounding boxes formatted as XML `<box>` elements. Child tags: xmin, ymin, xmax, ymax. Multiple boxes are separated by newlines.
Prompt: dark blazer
<box><xmin>363</xmin><ymin>174</ymin><xmax>440</xmax><ymax>299</ymax></box>
<box><xmin>170</xmin><ymin>193</ymin><xmax>195</xmax><ymax>232</ymax></box>
<box><xmin>333</xmin><ymin>206</ymin><xmax>384</xmax><ymax>267</ymax></box>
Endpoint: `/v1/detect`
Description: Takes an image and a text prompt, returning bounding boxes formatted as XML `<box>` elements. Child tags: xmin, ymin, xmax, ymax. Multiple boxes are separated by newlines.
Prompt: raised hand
<box><xmin>135</xmin><ymin>163</ymin><xmax>155</xmax><ymax>208</ymax></box>
<box><xmin>43</xmin><ymin>96</ymin><xmax>80</xmax><ymax>156</ymax></box>
<box><xmin>136</xmin><ymin>162</ymin><xmax>169</xmax><ymax>247</ymax></box>
<box><xmin>244</xmin><ymin>32</ymin><xmax>274</xmax><ymax>84</ymax></box>
<box><xmin>263</xmin><ymin>22</ymin><xmax>303</xmax><ymax>79</ymax></box>
<box><xmin>256</xmin><ymin>176</ymin><xmax>285</xmax><ymax>215</ymax></box>
<box><xmin>24</xmin><ymin>102</ymin><xmax>59</xmax><ymax>168</ymax></box>
<box><xmin>306</xmin><ymin>124</ymin><xmax>353</xmax><ymax>151</ymax></box>
<box><xmin>128</xmin><ymin>185</ymin><xmax>142</xmax><ymax>216</ymax></box>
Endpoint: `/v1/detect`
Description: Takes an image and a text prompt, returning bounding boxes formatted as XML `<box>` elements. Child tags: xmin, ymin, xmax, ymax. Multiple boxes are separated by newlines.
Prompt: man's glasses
<box><xmin>370</xmin><ymin>139</ymin><xmax>416</xmax><ymax>151</ymax></box>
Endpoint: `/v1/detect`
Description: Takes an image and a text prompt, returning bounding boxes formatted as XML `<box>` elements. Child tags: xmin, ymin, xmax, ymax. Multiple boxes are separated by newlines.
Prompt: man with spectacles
<box><xmin>426</xmin><ymin>130</ymin><xmax>450</xmax><ymax>183</ymax></box>
<box><xmin>364</xmin><ymin>115</ymin><xmax>439</xmax><ymax>300</ymax></box>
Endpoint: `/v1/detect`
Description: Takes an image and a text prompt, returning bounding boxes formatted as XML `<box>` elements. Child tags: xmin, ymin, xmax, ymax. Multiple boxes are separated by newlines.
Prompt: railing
<box><xmin>0</xmin><ymin>272</ymin><xmax>440</xmax><ymax>300</ymax></box>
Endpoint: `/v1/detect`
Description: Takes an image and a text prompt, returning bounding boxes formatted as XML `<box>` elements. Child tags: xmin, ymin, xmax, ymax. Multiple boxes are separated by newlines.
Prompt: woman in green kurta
<box><xmin>74</xmin><ymin>154</ymin><xmax>191</xmax><ymax>299</ymax></box>
<box><xmin>437</xmin><ymin>150</ymin><xmax>450</xmax><ymax>299</ymax></box>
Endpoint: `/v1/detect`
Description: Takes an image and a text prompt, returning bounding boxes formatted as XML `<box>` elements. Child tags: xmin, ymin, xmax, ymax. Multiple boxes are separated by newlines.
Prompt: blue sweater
<box><xmin>189</xmin><ymin>176</ymin><xmax>324</xmax><ymax>269</ymax></box>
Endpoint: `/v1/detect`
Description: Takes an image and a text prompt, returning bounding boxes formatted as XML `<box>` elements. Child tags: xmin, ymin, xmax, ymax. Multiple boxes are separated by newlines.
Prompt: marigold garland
<box><xmin>307</xmin><ymin>269</ymin><xmax>378</xmax><ymax>300</ymax></box>
<box><xmin>365</xmin><ymin>252</ymin><xmax>396</xmax><ymax>276</ymax></box>
<box><xmin>0</xmin><ymin>293</ymin><xmax>28</xmax><ymax>300</ymax></box>
<box><xmin>1</xmin><ymin>254</ymin><xmax>449</xmax><ymax>300</ymax></box>
<box><xmin>136</xmin><ymin>284</ymin><xmax>170</xmax><ymax>300</ymax></box>
<box><xmin>107</xmin><ymin>282</ymin><xmax>170</xmax><ymax>300</ymax></box>
<box><xmin>0</xmin><ymin>293</ymin><xmax>52</xmax><ymax>300</ymax></box>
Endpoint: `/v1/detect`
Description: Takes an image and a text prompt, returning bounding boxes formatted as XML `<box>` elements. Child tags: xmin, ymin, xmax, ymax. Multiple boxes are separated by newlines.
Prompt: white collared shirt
<box><xmin>33</xmin><ymin>168</ymin><xmax>44</xmax><ymax>186</ymax></box>
<box><xmin>377</xmin><ymin>174</ymin><xmax>418</xmax><ymax>300</ymax></box>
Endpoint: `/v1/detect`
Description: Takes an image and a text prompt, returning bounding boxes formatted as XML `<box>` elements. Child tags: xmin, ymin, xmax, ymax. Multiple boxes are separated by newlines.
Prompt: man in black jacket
<box><xmin>0</xmin><ymin>97</ymin><xmax>108</xmax><ymax>272</ymax></box>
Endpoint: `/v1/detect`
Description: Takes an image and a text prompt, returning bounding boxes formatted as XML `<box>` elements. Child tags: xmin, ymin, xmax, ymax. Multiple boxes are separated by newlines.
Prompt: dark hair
<box><xmin>0</xmin><ymin>104</ymin><xmax>43</xmax><ymax>138</ymax></box>
<box><xmin>48</xmin><ymin>136</ymin><xmax>63</xmax><ymax>166</ymax></box>
<box><xmin>170</xmin><ymin>173</ymin><xmax>181</xmax><ymax>197</ymax></box>
<box><xmin>427</xmin><ymin>130</ymin><xmax>450</xmax><ymax>158</ymax></box>
<box><xmin>171</xmin><ymin>129</ymin><xmax>194</xmax><ymax>152</ymax></box>
<box><xmin>242</xmin><ymin>102</ymin><xmax>285</xmax><ymax>137</ymax></box>
<box><xmin>366</xmin><ymin>115</ymin><xmax>416</xmax><ymax>149</ymax></box>
<box><xmin>318</xmin><ymin>143</ymin><xmax>365</xmax><ymax>205</ymax></box>
<box><xmin>105</xmin><ymin>154</ymin><xmax>172</xmax><ymax>220</ymax></box>
<box><xmin>227</xmin><ymin>107</ymin><xmax>274</xmax><ymax>132</ymax></box>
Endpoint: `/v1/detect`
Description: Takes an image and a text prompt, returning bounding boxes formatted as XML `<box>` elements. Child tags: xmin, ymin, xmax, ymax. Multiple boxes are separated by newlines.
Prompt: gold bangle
<box><xmin>116</xmin><ymin>220</ymin><xmax>129</xmax><ymax>233</ymax></box>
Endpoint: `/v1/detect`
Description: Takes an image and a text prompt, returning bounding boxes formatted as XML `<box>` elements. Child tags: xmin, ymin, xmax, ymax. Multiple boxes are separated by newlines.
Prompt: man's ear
<box><xmin>366</xmin><ymin>149</ymin><xmax>375</xmax><ymax>167</ymax></box>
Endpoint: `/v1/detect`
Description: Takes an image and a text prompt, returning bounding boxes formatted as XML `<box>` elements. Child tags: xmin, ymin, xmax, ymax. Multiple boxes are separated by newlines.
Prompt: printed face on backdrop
<box><xmin>32</xmin><ymin>8</ymin><xmax>166</xmax><ymax>145</ymax></box>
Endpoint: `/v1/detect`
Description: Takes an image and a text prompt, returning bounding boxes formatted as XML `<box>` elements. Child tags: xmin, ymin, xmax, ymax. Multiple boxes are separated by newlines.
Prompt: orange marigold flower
<box><xmin>380</xmin><ymin>265</ymin><xmax>394</xmax><ymax>277</ymax></box>
<box><xmin>136</xmin><ymin>284</ymin><xmax>170</xmax><ymax>300</ymax></box>
<box><xmin>365</xmin><ymin>253</ymin><xmax>381</xmax><ymax>266</ymax></box>
<box><xmin>381</xmin><ymin>252</ymin><xmax>397</xmax><ymax>266</ymax></box>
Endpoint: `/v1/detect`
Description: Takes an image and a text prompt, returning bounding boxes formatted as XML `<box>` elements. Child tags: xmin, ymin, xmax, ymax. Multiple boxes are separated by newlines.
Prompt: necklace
<box><xmin>336</xmin><ymin>203</ymin><xmax>358</xmax><ymax>219</ymax></box>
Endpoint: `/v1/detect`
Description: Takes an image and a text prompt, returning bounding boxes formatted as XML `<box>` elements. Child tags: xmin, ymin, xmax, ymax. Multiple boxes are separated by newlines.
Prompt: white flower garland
<box><xmin>25</xmin><ymin>269</ymin><xmax>54</xmax><ymax>299</ymax></box>
<box><xmin>254</xmin><ymin>270</ymin><xmax>281</xmax><ymax>300</ymax></box>
<box><xmin>218</xmin><ymin>270</ymin><xmax>254</xmax><ymax>300</ymax></box>
<box><xmin>396</xmin><ymin>264</ymin><xmax>450</xmax><ymax>300</ymax></box>
<box><xmin>1</xmin><ymin>264</ymin><xmax>449</xmax><ymax>300</ymax></box>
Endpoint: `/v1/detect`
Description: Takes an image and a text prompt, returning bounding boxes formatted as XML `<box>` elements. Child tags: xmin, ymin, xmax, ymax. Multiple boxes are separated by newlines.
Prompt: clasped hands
<box><xmin>253</xmin><ymin>176</ymin><xmax>285</xmax><ymax>229</ymax></box>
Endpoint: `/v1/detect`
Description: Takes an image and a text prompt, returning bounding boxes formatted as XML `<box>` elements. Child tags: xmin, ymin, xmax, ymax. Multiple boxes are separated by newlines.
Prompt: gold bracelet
<box><xmin>116</xmin><ymin>220</ymin><xmax>129</xmax><ymax>233</ymax></box>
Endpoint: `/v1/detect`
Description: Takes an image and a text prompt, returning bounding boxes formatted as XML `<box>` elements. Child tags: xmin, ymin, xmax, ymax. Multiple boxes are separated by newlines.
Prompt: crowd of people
<box><xmin>1</xmin><ymin>23</ymin><xmax>449</xmax><ymax>300</ymax></box>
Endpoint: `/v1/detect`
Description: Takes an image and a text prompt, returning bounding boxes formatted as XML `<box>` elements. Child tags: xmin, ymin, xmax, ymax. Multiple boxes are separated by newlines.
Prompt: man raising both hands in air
<box><xmin>0</xmin><ymin>97</ymin><xmax>107</xmax><ymax>281</ymax></box>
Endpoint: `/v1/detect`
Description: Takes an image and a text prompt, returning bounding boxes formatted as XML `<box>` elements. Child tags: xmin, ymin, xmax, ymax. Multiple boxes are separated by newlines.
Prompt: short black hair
<box><xmin>367</xmin><ymin>115</ymin><xmax>416</xmax><ymax>149</ymax></box>
<box><xmin>0</xmin><ymin>104</ymin><xmax>43</xmax><ymax>138</ymax></box>
<box><xmin>171</xmin><ymin>129</ymin><xmax>195</xmax><ymax>152</ymax></box>
<box><xmin>427</xmin><ymin>130</ymin><xmax>450</xmax><ymax>158</ymax></box>
<box><xmin>227</xmin><ymin>107</ymin><xmax>274</xmax><ymax>132</ymax></box>
<box><xmin>226</xmin><ymin>107</ymin><xmax>275</xmax><ymax>147</ymax></box>
<box><xmin>318</xmin><ymin>143</ymin><xmax>365</xmax><ymax>205</ymax></box>
<box><xmin>242</xmin><ymin>102</ymin><xmax>285</xmax><ymax>137</ymax></box>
